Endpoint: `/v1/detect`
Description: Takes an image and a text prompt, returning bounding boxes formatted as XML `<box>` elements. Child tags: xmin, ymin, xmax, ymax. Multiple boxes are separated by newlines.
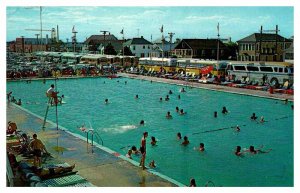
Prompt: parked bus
<box><xmin>226</xmin><ymin>61</ymin><xmax>293</xmax><ymax>87</ymax></box>
<box><xmin>138</xmin><ymin>57</ymin><xmax>177</xmax><ymax>73</ymax></box>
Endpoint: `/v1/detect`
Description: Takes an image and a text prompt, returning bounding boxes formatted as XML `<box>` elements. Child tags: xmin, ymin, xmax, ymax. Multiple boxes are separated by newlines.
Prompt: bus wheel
<box><xmin>270</xmin><ymin>77</ymin><xmax>279</xmax><ymax>88</ymax></box>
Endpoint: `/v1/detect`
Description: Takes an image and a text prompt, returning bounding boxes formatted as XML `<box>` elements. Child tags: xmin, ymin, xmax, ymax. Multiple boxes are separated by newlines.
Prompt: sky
<box><xmin>6</xmin><ymin>6</ymin><xmax>294</xmax><ymax>43</ymax></box>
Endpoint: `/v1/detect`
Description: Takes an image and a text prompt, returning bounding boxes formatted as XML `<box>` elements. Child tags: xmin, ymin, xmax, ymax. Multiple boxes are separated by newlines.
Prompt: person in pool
<box><xmin>159</xmin><ymin>97</ymin><xmax>163</xmax><ymax>102</ymax></box>
<box><xmin>165</xmin><ymin>95</ymin><xmax>170</xmax><ymax>101</ymax></box>
<box><xmin>126</xmin><ymin>150</ymin><xmax>132</xmax><ymax>159</ymax></box>
<box><xmin>135</xmin><ymin>94</ymin><xmax>139</xmax><ymax>99</ymax></box>
<box><xmin>180</xmin><ymin>88</ymin><xmax>186</xmax><ymax>92</ymax></box>
<box><xmin>182</xmin><ymin>136</ymin><xmax>189</xmax><ymax>145</ymax></box>
<box><xmin>199</xmin><ymin>143</ymin><xmax>205</xmax><ymax>151</ymax></box>
<box><xmin>166</xmin><ymin>111</ymin><xmax>172</xmax><ymax>119</ymax></box>
<box><xmin>151</xmin><ymin>136</ymin><xmax>157</xmax><ymax>146</ymax></box>
<box><xmin>105</xmin><ymin>99</ymin><xmax>109</xmax><ymax>104</ymax></box>
<box><xmin>251</xmin><ymin>113</ymin><xmax>257</xmax><ymax>120</ymax></box>
<box><xmin>177</xmin><ymin>132</ymin><xmax>182</xmax><ymax>140</ymax></box>
<box><xmin>149</xmin><ymin>160</ymin><xmax>156</xmax><ymax>168</ymax></box>
<box><xmin>178</xmin><ymin>95</ymin><xmax>181</xmax><ymax>99</ymax></box>
<box><xmin>247</xmin><ymin>145</ymin><xmax>272</xmax><ymax>154</ymax></box>
<box><xmin>236</xmin><ymin>125</ymin><xmax>240</xmax><ymax>132</ymax></box>
<box><xmin>140</xmin><ymin>120</ymin><xmax>145</xmax><ymax>126</ymax></box>
<box><xmin>235</xmin><ymin>146</ymin><xmax>243</xmax><ymax>156</ymax></box>
<box><xmin>131</xmin><ymin>146</ymin><xmax>140</xmax><ymax>155</ymax></box>
<box><xmin>169</xmin><ymin>90</ymin><xmax>173</xmax><ymax>94</ymax></box>
<box><xmin>222</xmin><ymin>106</ymin><xmax>228</xmax><ymax>114</ymax></box>
<box><xmin>175</xmin><ymin>106</ymin><xmax>179</xmax><ymax>113</ymax></box>
<box><xmin>189</xmin><ymin>178</ymin><xmax>196</xmax><ymax>187</ymax></box>
<box><xmin>179</xmin><ymin>109</ymin><xmax>186</xmax><ymax>115</ymax></box>
<box><xmin>260</xmin><ymin>116</ymin><xmax>265</xmax><ymax>123</ymax></box>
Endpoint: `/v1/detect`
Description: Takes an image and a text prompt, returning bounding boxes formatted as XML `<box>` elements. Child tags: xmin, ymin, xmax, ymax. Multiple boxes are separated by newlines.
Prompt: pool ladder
<box><xmin>86</xmin><ymin>129</ymin><xmax>104</xmax><ymax>153</ymax></box>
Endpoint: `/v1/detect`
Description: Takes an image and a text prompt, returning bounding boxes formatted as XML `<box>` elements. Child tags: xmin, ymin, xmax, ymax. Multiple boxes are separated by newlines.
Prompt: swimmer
<box><xmin>235</xmin><ymin>146</ymin><xmax>243</xmax><ymax>156</ymax></box>
<box><xmin>159</xmin><ymin>97</ymin><xmax>163</xmax><ymax>102</ymax></box>
<box><xmin>17</xmin><ymin>99</ymin><xmax>22</xmax><ymax>106</ymax></box>
<box><xmin>260</xmin><ymin>116</ymin><xmax>265</xmax><ymax>123</ymax></box>
<box><xmin>135</xmin><ymin>94</ymin><xmax>139</xmax><ymax>99</ymax></box>
<box><xmin>178</xmin><ymin>95</ymin><xmax>181</xmax><ymax>99</ymax></box>
<box><xmin>165</xmin><ymin>95</ymin><xmax>170</xmax><ymax>101</ymax></box>
<box><xmin>180</xmin><ymin>87</ymin><xmax>186</xmax><ymax>92</ymax></box>
<box><xmin>251</xmin><ymin>113</ymin><xmax>257</xmax><ymax>120</ymax></box>
<box><xmin>169</xmin><ymin>90</ymin><xmax>173</xmax><ymax>94</ymax></box>
<box><xmin>177</xmin><ymin>132</ymin><xmax>182</xmax><ymax>140</ymax></box>
<box><xmin>149</xmin><ymin>160</ymin><xmax>156</xmax><ymax>168</ymax></box>
<box><xmin>105</xmin><ymin>98</ymin><xmax>109</xmax><ymax>104</ymax></box>
<box><xmin>284</xmin><ymin>99</ymin><xmax>288</xmax><ymax>104</ymax></box>
<box><xmin>140</xmin><ymin>120</ymin><xmax>145</xmax><ymax>126</ymax></box>
<box><xmin>166</xmin><ymin>111</ymin><xmax>172</xmax><ymax>119</ymax></box>
<box><xmin>247</xmin><ymin>145</ymin><xmax>272</xmax><ymax>154</ymax></box>
<box><xmin>214</xmin><ymin>111</ymin><xmax>218</xmax><ymax>118</ymax></box>
<box><xmin>182</xmin><ymin>136</ymin><xmax>189</xmax><ymax>145</ymax></box>
<box><xmin>236</xmin><ymin>125</ymin><xmax>240</xmax><ymax>132</ymax></box>
<box><xmin>175</xmin><ymin>106</ymin><xmax>179</xmax><ymax>113</ymax></box>
<box><xmin>125</xmin><ymin>81</ymin><xmax>127</xmax><ymax>85</ymax></box>
<box><xmin>126</xmin><ymin>149</ymin><xmax>132</xmax><ymax>159</ymax></box>
<box><xmin>189</xmin><ymin>178</ymin><xmax>196</xmax><ymax>187</ymax></box>
<box><xmin>291</xmin><ymin>105</ymin><xmax>294</xmax><ymax>110</ymax></box>
<box><xmin>151</xmin><ymin>136</ymin><xmax>157</xmax><ymax>146</ymax></box>
<box><xmin>179</xmin><ymin>109</ymin><xmax>186</xmax><ymax>115</ymax></box>
<box><xmin>131</xmin><ymin>146</ymin><xmax>140</xmax><ymax>155</ymax></box>
<box><xmin>199</xmin><ymin>143</ymin><xmax>205</xmax><ymax>151</ymax></box>
<box><xmin>222</xmin><ymin>106</ymin><xmax>228</xmax><ymax>114</ymax></box>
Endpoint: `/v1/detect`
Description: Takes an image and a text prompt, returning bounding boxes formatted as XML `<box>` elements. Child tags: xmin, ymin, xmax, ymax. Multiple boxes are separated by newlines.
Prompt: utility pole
<box><xmin>40</xmin><ymin>6</ymin><xmax>43</xmax><ymax>51</ymax></box>
<box><xmin>168</xmin><ymin>32</ymin><xmax>175</xmax><ymax>58</ymax></box>
<box><xmin>72</xmin><ymin>26</ymin><xmax>78</xmax><ymax>53</ymax></box>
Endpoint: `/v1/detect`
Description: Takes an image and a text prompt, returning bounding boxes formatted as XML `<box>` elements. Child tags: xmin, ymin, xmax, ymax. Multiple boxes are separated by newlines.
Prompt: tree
<box><xmin>104</xmin><ymin>43</ymin><xmax>117</xmax><ymax>55</ymax></box>
<box><xmin>120</xmin><ymin>46</ymin><xmax>133</xmax><ymax>56</ymax></box>
<box><xmin>224</xmin><ymin>42</ymin><xmax>238</xmax><ymax>60</ymax></box>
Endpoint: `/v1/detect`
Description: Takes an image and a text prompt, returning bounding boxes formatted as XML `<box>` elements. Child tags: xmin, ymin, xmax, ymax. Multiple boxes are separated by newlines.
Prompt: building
<box><xmin>8</xmin><ymin>37</ymin><xmax>50</xmax><ymax>53</ymax></box>
<box><xmin>84</xmin><ymin>34</ymin><xmax>123</xmax><ymax>54</ymax></box>
<box><xmin>151</xmin><ymin>39</ymin><xmax>178</xmax><ymax>58</ymax></box>
<box><xmin>284</xmin><ymin>36</ymin><xmax>294</xmax><ymax>62</ymax></box>
<box><xmin>124</xmin><ymin>36</ymin><xmax>153</xmax><ymax>58</ymax></box>
<box><xmin>237</xmin><ymin>33</ymin><xmax>293</xmax><ymax>62</ymax></box>
<box><xmin>173</xmin><ymin>39</ymin><xmax>228</xmax><ymax>59</ymax></box>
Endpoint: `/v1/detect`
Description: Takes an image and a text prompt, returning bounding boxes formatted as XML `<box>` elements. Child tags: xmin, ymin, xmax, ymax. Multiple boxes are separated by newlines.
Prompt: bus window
<box><xmin>234</xmin><ymin>66</ymin><xmax>246</xmax><ymax>71</ymax></box>
<box><xmin>284</xmin><ymin>68</ymin><xmax>288</xmax><ymax>73</ymax></box>
<box><xmin>274</xmin><ymin>67</ymin><xmax>278</xmax><ymax>72</ymax></box>
<box><xmin>260</xmin><ymin>66</ymin><xmax>273</xmax><ymax>72</ymax></box>
<box><xmin>289</xmin><ymin>68</ymin><xmax>294</xmax><ymax>74</ymax></box>
<box><xmin>247</xmin><ymin>66</ymin><xmax>259</xmax><ymax>71</ymax></box>
<box><xmin>278</xmin><ymin>68</ymin><xmax>283</xmax><ymax>73</ymax></box>
<box><xmin>227</xmin><ymin>65</ymin><xmax>233</xmax><ymax>71</ymax></box>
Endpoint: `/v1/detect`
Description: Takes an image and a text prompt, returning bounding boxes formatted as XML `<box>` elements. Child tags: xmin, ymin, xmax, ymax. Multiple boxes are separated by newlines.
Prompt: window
<box><xmin>141</xmin><ymin>53</ymin><xmax>145</xmax><ymax>57</ymax></box>
<box><xmin>133</xmin><ymin>46</ymin><xmax>136</xmax><ymax>50</ymax></box>
<box><xmin>247</xmin><ymin>66</ymin><xmax>259</xmax><ymax>71</ymax></box>
<box><xmin>274</xmin><ymin>67</ymin><xmax>278</xmax><ymax>72</ymax></box>
<box><xmin>148</xmin><ymin>46</ymin><xmax>150</xmax><ymax>49</ymax></box>
<box><xmin>278</xmin><ymin>68</ymin><xmax>283</xmax><ymax>73</ymax></box>
<box><xmin>284</xmin><ymin>68</ymin><xmax>288</xmax><ymax>73</ymax></box>
<box><xmin>143</xmin><ymin>45</ymin><xmax>145</xmax><ymax>49</ymax></box>
<box><xmin>260</xmin><ymin>67</ymin><xmax>273</xmax><ymax>72</ymax></box>
<box><xmin>234</xmin><ymin>66</ymin><xmax>246</xmax><ymax>71</ymax></box>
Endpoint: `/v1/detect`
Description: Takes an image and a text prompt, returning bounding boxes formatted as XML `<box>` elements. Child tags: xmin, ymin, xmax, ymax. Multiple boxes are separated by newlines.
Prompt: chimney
<box><xmin>141</xmin><ymin>36</ymin><xmax>143</xmax><ymax>39</ymax></box>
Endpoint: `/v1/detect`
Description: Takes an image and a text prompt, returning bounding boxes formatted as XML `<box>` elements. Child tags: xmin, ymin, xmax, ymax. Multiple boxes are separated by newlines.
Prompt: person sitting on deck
<box><xmin>149</xmin><ymin>160</ymin><xmax>156</xmax><ymax>168</ymax></box>
<box><xmin>29</xmin><ymin>134</ymin><xmax>49</xmax><ymax>167</ymax></box>
<box><xmin>126</xmin><ymin>150</ymin><xmax>132</xmax><ymax>159</ymax></box>
<box><xmin>11</xmin><ymin>96</ymin><xmax>17</xmax><ymax>103</ymax></box>
<box><xmin>131</xmin><ymin>146</ymin><xmax>140</xmax><ymax>155</ymax></box>
<box><xmin>17</xmin><ymin>99</ymin><xmax>22</xmax><ymax>106</ymax></box>
<box><xmin>7</xmin><ymin>121</ymin><xmax>17</xmax><ymax>135</ymax></box>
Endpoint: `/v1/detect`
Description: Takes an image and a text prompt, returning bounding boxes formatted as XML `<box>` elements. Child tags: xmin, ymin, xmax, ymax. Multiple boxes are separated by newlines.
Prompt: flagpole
<box><xmin>217</xmin><ymin>22</ymin><xmax>220</xmax><ymax>75</ymax></box>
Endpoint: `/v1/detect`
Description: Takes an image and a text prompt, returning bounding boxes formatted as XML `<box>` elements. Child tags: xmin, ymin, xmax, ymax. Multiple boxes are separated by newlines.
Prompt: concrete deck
<box><xmin>119</xmin><ymin>73</ymin><xmax>294</xmax><ymax>101</ymax></box>
<box><xmin>7</xmin><ymin>103</ymin><xmax>182</xmax><ymax>187</ymax></box>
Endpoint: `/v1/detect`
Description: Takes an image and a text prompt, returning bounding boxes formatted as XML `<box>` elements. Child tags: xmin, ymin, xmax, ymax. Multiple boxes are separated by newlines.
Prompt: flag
<box><xmin>160</xmin><ymin>25</ymin><xmax>163</xmax><ymax>33</ymax></box>
<box><xmin>120</xmin><ymin>29</ymin><xmax>124</xmax><ymax>34</ymax></box>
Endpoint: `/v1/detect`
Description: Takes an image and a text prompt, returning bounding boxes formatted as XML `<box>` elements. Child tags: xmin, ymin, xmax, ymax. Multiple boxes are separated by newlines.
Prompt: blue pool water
<box><xmin>7</xmin><ymin>77</ymin><xmax>293</xmax><ymax>187</ymax></box>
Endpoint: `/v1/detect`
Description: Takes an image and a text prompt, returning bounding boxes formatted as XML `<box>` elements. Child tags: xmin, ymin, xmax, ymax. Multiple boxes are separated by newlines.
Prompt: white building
<box><xmin>124</xmin><ymin>36</ymin><xmax>153</xmax><ymax>57</ymax></box>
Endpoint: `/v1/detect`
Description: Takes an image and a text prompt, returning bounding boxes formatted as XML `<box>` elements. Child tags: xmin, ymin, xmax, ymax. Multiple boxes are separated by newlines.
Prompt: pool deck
<box><xmin>119</xmin><ymin>73</ymin><xmax>294</xmax><ymax>101</ymax></box>
<box><xmin>7</xmin><ymin>103</ymin><xmax>182</xmax><ymax>187</ymax></box>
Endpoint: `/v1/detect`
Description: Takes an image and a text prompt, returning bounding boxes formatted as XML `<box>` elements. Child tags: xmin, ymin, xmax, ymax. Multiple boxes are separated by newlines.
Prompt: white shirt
<box><xmin>46</xmin><ymin>87</ymin><xmax>54</xmax><ymax>96</ymax></box>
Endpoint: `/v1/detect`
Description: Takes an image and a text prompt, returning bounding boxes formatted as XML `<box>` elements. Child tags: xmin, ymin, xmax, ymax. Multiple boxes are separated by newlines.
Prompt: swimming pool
<box><xmin>7</xmin><ymin>77</ymin><xmax>293</xmax><ymax>187</ymax></box>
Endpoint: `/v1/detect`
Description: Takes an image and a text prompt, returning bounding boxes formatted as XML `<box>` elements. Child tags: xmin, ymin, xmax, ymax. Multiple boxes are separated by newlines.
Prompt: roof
<box><xmin>19</xmin><ymin>38</ymin><xmax>48</xmax><ymax>45</ymax></box>
<box><xmin>237</xmin><ymin>33</ymin><xmax>292</xmax><ymax>43</ymax></box>
<box><xmin>85</xmin><ymin>35</ymin><xmax>118</xmax><ymax>44</ymax></box>
<box><xmin>124</xmin><ymin>37</ymin><xmax>152</xmax><ymax>46</ymax></box>
<box><xmin>174</xmin><ymin>39</ymin><xmax>227</xmax><ymax>50</ymax></box>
